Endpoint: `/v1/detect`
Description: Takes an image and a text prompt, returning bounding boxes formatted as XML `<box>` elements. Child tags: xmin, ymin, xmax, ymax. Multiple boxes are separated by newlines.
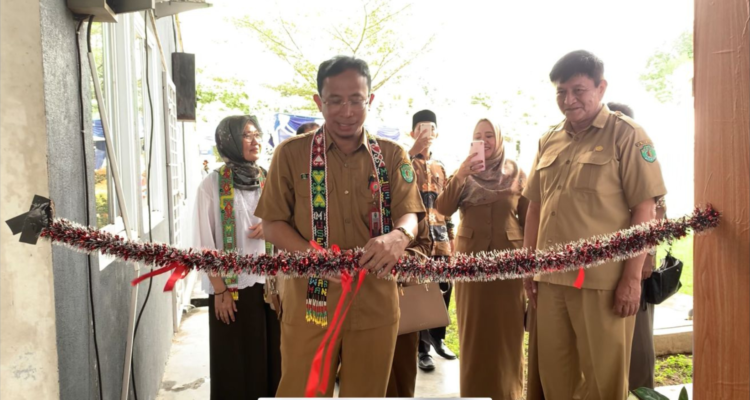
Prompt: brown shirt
<box><xmin>411</xmin><ymin>153</ymin><xmax>454</xmax><ymax>256</ymax></box>
<box><xmin>255</xmin><ymin>129</ymin><xmax>425</xmax><ymax>330</ymax></box>
<box><xmin>435</xmin><ymin>174</ymin><xmax>528</xmax><ymax>255</ymax></box>
<box><xmin>523</xmin><ymin>105</ymin><xmax>667</xmax><ymax>290</ymax></box>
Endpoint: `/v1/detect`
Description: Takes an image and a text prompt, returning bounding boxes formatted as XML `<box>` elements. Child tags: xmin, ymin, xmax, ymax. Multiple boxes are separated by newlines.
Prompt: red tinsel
<box><xmin>39</xmin><ymin>206</ymin><xmax>720</xmax><ymax>283</ymax></box>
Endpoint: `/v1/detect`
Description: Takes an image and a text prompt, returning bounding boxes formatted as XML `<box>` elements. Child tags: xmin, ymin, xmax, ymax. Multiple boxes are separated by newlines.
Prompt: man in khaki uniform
<box><xmin>256</xmin><ymin>56</ymin><xmax>425</xmax><ymax>397</ymax></box>
<box><xmin>522</xmin><ymin>50</ymin><xmax>666</xmax><ymax>400</ymax></box>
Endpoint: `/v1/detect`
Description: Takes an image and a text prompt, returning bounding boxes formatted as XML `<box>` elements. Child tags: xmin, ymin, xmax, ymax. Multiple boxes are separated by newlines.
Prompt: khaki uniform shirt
<box><xmin>523</xmin><ymin>105</ymin><xmax>667</xmax><ymax>290</ymax></box>
<box><xmin>255</xmin><ymin>130</ymin><xmax>425</xmax><ymax>330</ymax></box>
<box><xmin>411</xmin><ymin>153</ymin><xmax>454</xmax><ymax>256</ymax></box>
<box><xmin>436</xmin><ymin>175</ymin><xmax>528</xmax><ymax>255</ymax></box>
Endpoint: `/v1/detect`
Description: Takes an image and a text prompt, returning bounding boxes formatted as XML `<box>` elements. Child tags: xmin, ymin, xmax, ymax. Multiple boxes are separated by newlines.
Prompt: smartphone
<box><xmin>470</xmin><ymin>140</ymin><xmax>485</xmax><ymax>172</ymax></box>
<box><xmin>418</xmin><ymin>122</ymin><xmax>432</xmax><ymax>138</ymax></box>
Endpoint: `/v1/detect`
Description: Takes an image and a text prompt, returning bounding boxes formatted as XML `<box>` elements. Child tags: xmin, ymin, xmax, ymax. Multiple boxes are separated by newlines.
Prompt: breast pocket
<box><xmin>506</xmin><ymin>228</ymin><xmax>524</xmax><ymax>248</ymax></box>
<box><xmin>536</xmin><ymin>152</ymin><xmax>560</xmax><ymax>194</ymax></box>
<box><xmin>358</xmin><ymin>184</ymin><xmax>378</xmax><ymax>221</ymax></box>
<box><xmin>294</xmin><ymin>177</ymin><xmax>312</xmax><ymax>199</ymax></box>
<box><xmin>574</xmin><ymin>152</ymin><xmax>619</xmax><ymax>193</ymax></box>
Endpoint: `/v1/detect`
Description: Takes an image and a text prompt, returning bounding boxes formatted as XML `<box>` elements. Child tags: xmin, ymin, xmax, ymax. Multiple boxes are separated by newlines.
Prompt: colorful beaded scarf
<box><xmin>218</xmin><ymin>164</ymin><xmax>266</xmax><ymax>300</ymax></box>
<box><xmin>306</xmin><ymin>127</ymin><xmax>392</xmax><ymax>327</ymax></box>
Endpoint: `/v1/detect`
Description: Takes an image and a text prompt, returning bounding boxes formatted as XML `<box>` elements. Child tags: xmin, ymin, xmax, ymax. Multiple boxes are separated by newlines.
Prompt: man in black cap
<box><xmin>408</xmin><ymin>110</ymin><xmax>457</xmax><ymax>370</ymax></box>
<box><xmin>385</xmin><ymin>109</ymin><xmax>456</xmax><ymax>396</ymax></box>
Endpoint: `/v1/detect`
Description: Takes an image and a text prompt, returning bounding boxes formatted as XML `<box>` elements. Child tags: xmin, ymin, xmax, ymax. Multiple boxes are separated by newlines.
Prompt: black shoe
<box><xmin>418</xmin><ymin>353</ymin><xmax>435</xmax><ymax>372</ymax></box>
<box><xmin>431</xmin><ymin>339</ymin><xmax>457</xmax><ymax>360</ymax></box>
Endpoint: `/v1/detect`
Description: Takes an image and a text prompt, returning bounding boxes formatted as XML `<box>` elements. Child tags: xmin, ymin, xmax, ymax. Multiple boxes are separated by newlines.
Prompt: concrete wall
<box><xmin>34</xmin><ymin>2</ymin><xmax>179</xmax><ymax>399</ymax></box>
<box><xmin>0</xmin><ymin>0</ymin><xmax>61</xmax><ymax>398</ymax></box>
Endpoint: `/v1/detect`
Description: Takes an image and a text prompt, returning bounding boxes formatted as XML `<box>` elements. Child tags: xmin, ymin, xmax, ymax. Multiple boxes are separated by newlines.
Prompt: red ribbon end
<box><xmin>573</xmin><ymin>268</ymin><xmax>585</xmax><ymax>289</ymax></box>
<box><xmin>130</xmin><ymin>261</ymin><xmax>188</xmax><ymax>292</ymax></box>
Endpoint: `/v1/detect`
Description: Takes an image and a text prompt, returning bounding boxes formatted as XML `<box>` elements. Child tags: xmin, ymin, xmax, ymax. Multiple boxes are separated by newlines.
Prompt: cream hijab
<box><xmin>458</xmin><ymin>118</ymin><xmax>525</xmax><ymax>207</ymax></box>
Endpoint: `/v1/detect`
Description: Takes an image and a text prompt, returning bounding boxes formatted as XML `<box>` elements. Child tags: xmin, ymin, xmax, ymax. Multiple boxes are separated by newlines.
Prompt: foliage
<box><xmin>212</xmin><ymin>145</ymin><xmax>223</xmax><ymax>163</ymax></box>
<box><xmin>631</xmin><ymin>387</ymin><xmax>670</xmax><ymax>400</ymax></box>
<box><xmin>655</xmin><ymin>354</ymin><xmax>693</xmax><ymax>387</ymax></box>
<box><xmin>96</xmin><ymin>193</ymin><xmax>109</xmax><ymax>228</ymax></box>
<box><xmin>468</xmin><ymin>85</ymin><xmax>556</xmax><ymax>142</ymax></box>
<box><xmin>94</xmin><ymin>168</ymin><xmax>107</xmax><ymax>186</ymax></box>
<box><xmin>234</xmin><ymin>0</ymin><xmax>436</xmax><ymax>111</ymax></box>
<box><xmin>640</xmin><ymin>31</ymin><xmax>693</xmax><ymax>104</ymax></box>
<box><xmin>656</xmin><ymin>235</ymin><xmax>693</xmax><ymax>296</ymax></box>
<box><xmin>196</xmin><ymin>74</ymin><xmax>252</xmax><ymax>115</ymax></box>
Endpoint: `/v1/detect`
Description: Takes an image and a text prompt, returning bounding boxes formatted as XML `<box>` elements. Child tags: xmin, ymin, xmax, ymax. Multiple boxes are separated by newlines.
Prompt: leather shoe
<box><xmin>431</xmin><ymin>338</ymin><xmax>457</xmax><ymax>360</ymax></box>
<box><xmin>418</xmin><ymin>352</ymin><xmax>435</xmax><ymax>372</ymax></box>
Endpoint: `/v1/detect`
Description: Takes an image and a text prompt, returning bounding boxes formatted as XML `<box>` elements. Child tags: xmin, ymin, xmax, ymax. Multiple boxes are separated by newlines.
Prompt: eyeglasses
<box><xmin>322</xmin><ymin>97</ymin><xmax>370</xmax><ymax>112</ymax></box>
<box><xmin>242</xmin><ymin>132</ymin><xmax>262</xmax><ymax>142</ymax></box>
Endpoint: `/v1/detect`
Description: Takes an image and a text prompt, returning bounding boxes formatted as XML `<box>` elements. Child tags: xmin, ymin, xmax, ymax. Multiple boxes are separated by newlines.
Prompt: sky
<box><xmin>180</xmin><ymin>0</ymin><xmax>695</xmax><ymax>214</ymax></box>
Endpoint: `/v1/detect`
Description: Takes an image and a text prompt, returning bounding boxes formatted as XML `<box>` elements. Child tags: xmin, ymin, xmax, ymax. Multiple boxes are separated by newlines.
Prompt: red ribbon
<box><xmin>318</xmin><ymin>270</ymin><xmax>366</xmax><ymax>394</ymax></box>
<box><xmin>573</xmin><ymin>268</ymin><xmax>585</xmax><ymax>289</ymax></box>
<box><xmin>309</xmin><ymin>240</ymin><xmax>326</xmax><ymax>253</ymax></box>
<box><xmin>304</xmin><ymin>256</ymin><xmax>368</xmax><ymax>397</ymax></box>
<box><xmin>130</xmin><ymin>261</ymin><xmax>187</xmax><ymax>292</ymax></box>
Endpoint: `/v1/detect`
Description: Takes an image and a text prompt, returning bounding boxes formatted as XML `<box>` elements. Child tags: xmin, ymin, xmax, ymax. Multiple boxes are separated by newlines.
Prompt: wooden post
<box><xmin>694</xmin><ymin>0</ymin><xmax>749</xmax><ymax>398</ymax></box>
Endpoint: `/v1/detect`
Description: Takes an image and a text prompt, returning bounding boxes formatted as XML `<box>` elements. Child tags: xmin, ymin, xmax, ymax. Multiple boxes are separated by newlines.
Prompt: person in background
<box><xmin>409</xmin><ymin>110</ymin><xmax>457</xmax><ymax>372</ymax></box>
<box><xmin>192</xmin><ymin>115</ymin><xmax>281</xmax><ymax>400</ymax></box>
<box><xmin>385</xmin><ymin>110</ymin><xmax>455</xmax><ymax>398</ymax></box>
<box><xmin>296</xmin><ymin>122</ymin><xmax>320</xmax><ymax>135</ymax></box>
<box><xmin>385</xmin><ymin>219</ymin><xmax>433</xmax><ymax>397</ymax></box>
<box><xmin>606</xmin><ymin>101</ymin><xmax>665</xmax><ymax>391</ymax></box>
<box><xmin>435</xmin><ymin>118</ymin><xmax>528</xmax><ymax>400</ymax></box>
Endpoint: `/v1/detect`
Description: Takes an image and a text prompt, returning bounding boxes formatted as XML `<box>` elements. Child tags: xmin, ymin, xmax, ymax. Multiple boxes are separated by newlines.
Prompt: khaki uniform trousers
<box><xmin>386</xmin><ymin>331</ymin><xmax>420</xmax><ymax>397</ymax></box>
<box><xmin>537</xmin><ymin>283</ymin><xmax>636</xmax><ymax>400</ymax></box>
<box><xmin>456</xmin><ymin>279</ymin><xmax>525</xmax><ymax>400</ymax></box>
<box><xmin>275</xmin><ymin>321</ymin><xmax>398</xmax><ymax>397</ymax></box>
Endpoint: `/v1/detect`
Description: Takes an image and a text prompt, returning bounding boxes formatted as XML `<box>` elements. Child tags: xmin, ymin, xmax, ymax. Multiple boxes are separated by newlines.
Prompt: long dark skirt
<box><xmin>208</xmin><ymin>284</ymin><xmax>282</xmax><ymax>400</ymax></box>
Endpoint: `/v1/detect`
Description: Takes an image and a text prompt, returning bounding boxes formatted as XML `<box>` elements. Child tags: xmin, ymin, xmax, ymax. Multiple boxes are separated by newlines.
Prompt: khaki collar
<box><xmin>561</xmin><ymin>104</ymin><xmax>610</xmax><ymax>135</ymax></box>
<box><xmin>324</xmin><ymin>125</ymin><xmax>369</xmax><ymax>152</ymax></box>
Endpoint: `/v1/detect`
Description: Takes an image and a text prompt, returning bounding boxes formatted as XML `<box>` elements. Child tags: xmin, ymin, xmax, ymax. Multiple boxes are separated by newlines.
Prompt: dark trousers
<box><xmin>418</xmin><ymin>281</ymin><xmax>452</xmax><ymax>353</ymax></box>
<box><xmin>629</xmin><ymin>286</ymin><xmax>655</xmax><ymax>390</ymax></box>
<box><xmin>208</xmin><ymin>285</ymin><xmax>282</xmax><ymax>400</ymax></box>
<box><xmin>386</xmin><ymin>331</ymin><xmax>420</xmax><ymax>397</ymax></box>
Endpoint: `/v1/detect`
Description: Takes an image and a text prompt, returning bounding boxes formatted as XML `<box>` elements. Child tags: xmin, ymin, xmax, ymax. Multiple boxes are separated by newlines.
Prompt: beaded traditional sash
<box><xmin>218</xmin><ymin>165</ymin><xmax>267</xmax><ymax>301</ymax></box>
<box><xmin>218</xmin><ymin>165</ymin><xmax>240</xmax><ymax>301</ymax></box>
<box><xmin>306</xmin><ymin>128</ymin><xmax>392</xmax><ymax>327</ymax></box>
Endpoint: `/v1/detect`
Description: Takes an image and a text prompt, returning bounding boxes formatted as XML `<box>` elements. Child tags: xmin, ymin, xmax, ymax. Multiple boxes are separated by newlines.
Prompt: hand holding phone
<box><xmin>469</xmin><ymin>140</ymin><xmax>485</xmax><ymax>172</ymax></box>
<box><xmin>457</xmin><ymin>141</ymin><xmax>485</xmax><ymax>179</ymax></box>
<box><xmin>412</xmin><ymin>123</ymin><xmax>433</xmax><ymax>154</ymax></box>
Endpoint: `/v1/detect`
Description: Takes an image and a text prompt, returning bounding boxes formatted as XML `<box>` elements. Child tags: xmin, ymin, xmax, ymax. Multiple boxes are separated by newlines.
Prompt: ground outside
<box><xmin>156</xmin><ymin>286</ymin><xmax>693</xmax><ymax>399</ymax></box>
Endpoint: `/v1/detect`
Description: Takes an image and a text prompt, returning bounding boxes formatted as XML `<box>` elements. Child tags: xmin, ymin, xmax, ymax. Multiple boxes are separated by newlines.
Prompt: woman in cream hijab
<box><xmin>435</xmin><ymin>118</ymin><xmax>528</xmax><ymax>400</ymax></box>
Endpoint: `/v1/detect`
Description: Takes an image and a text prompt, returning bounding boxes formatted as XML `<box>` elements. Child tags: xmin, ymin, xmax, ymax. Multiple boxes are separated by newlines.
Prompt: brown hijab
<box><xmin>458</xmin><ymin>118</ymin><xmax>526</xmax><ymax>207</ymax></box>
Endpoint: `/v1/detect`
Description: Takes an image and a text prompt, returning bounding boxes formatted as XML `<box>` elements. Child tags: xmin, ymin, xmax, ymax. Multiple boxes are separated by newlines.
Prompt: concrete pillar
<box><xmin>0</xmin><ymin>0</ymin><xmax>61</xmax><ymax>398</ymax></box>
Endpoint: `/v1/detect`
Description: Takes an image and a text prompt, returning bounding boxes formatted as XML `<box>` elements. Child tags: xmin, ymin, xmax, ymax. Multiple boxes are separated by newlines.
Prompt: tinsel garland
<box><xmin>37</xmin><ymin>206</ymin><xmax>720</xmax><ymax>283</ymax></box>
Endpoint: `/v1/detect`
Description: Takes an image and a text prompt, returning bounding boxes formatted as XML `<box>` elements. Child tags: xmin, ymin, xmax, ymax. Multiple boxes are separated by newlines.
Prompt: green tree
<box><xmin>195</xmin><ymin>69</ymin><xmax>274</xmax><ymax>121</ymax></box>
<box><xmin>469</xmin><ymin>86</ymin><xmax>553</xmax><ymax>139</ymax></box>
<box><xmin>640</xmin><ymin>31</ymin><xmax>693</xmax><ymax>104</ymax></box>
<box><xmin>234</xmin><ymin>0</ymin><xmax>436</xmax><ymax>111</ymax></box>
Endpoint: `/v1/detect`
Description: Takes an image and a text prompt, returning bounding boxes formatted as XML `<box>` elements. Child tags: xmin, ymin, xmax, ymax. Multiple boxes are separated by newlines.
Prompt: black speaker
<box><xmin>172</xmin><ymin>52</ymin><xmax>196</xmax><ymax>121</ymax></box>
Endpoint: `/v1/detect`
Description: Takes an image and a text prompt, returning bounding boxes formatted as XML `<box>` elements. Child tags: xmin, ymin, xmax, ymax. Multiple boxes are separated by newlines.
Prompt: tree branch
<box><xmin>370</xmin><ymin>46</ymin><xmax>397</xmax><ymax>83</ymax></box>
<box><xmin>327</xmin><ymin>26</ymin><xmax>355</xmax><ymax>52</ymax></box>
<box><xmin>372</xmin><ymin>33</ymin><xmax>435</xmax><ymax>91</ymax></box>
<box><xmin>279</xmin><ymin>17</ymin><xmax>305</xmax><ymax>57</ymax></box>
<box><xmin>352</xmin><ymin>2</ymin><xmax>369</xmax><ymax>55</ymax></box>
<box><xmin>236</xmin><ymin>18</ymin><xmax>295</xmax><ymax>53</ymax></box>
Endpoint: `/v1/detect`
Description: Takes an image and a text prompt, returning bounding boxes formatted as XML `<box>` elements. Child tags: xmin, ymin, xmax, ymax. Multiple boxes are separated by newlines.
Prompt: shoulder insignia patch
<box><xmin>399</xmin><ymin>163</ymin><xmax>415</xmax><ymax>183</ymax></box>
<box><xmin>640</xmin><ymin>145</ymin><xmax>657</xmax><ymax>163</ymax></box>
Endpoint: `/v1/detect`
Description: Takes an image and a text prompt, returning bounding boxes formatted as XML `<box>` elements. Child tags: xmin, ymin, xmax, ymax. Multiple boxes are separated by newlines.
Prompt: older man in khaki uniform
<box><xmin>257</xmin><ymin>56</ymin><xmax>425</xmax><ymax>397</ymax></box>
<box><xmin>523</xmin><ymin>50</ymin><xmax>666</xmax><ymax>400</ymax></box>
